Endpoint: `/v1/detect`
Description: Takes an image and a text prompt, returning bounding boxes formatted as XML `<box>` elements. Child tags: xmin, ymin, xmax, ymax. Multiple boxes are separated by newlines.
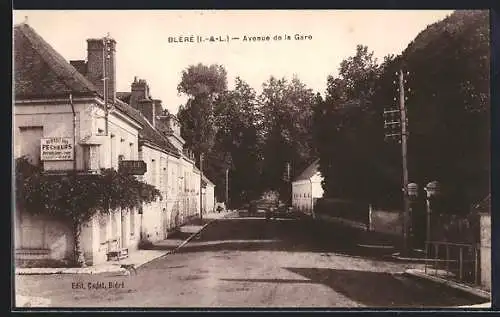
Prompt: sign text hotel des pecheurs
<box><xmin>40</xmin><ymin>137</ymin><xmax>74</xmax><ymax>161</ymax></box>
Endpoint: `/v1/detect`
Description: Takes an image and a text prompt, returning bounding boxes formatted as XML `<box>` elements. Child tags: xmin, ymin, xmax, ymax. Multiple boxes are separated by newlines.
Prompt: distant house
<box><xmin>202</xmin><ymin>175</ymin><xmax>216</xmax><ymax>214</ymax></box>
<box><xmin>291</xmin><ymin>159</ymin><xmax>324</xmax><ymax>218</ymax></box>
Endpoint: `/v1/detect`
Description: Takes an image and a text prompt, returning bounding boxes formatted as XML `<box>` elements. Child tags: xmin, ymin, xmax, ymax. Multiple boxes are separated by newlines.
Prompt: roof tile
<box><xmin>14</xmin><ymin>23</ymin><xmax>180</xmax><ymax>158</ymax></box>
<box><xmin>294</xmin><ymin>159</ymin><xmax>321</xmax><ymax>182</ymax></box>
<box><xmin>14</xmin><ymin>23</ymin><xmax>97</xmax><ymax>98</ymax></box>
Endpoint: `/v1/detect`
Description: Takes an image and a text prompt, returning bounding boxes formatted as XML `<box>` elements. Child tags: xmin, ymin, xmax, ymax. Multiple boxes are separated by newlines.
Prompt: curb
<box><xmin>147</xmin><ymin>211</ymin><xmax>236</xmax><ymax>258</ymax></box>
<box><xmin>404</xmin><ymin>269</ymin><xmax>491</xmax><ymax>300</ymax></box>
<box><xmin>357</xmin><ymin>244</ymin><xmax>394</xmax><ymax>249</ymax></box>
<box><xmin>162</xmin><ymin>219</ymin><xmax>213</xmax><ymax>256</ymax></box>
<box><xmin>390</xmin><ymin>253</ymin><xmax>428</xmax><ymax>263</ymax></box>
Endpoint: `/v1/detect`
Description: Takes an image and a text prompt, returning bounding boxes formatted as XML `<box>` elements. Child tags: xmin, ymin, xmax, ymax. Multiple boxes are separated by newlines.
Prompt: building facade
<box><xmin>14</xmin><ymin>23</ymin><xmax>214</xmax><ymax>266</ymax></box>
<box><xmin>203</xmin><ymin>176</ymin><xmax>216</xmax><ymax>214</ymax></box>
<box><xmin>291</xmin><ymin>159</ymin><xmax>324</xmax><ymax>218</ymax></box>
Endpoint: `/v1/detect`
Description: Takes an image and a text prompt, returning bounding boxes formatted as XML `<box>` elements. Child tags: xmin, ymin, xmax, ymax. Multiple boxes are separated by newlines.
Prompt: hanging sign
<box><xmin>119</xmin><ymin>160</ymin><xmax>147</xmax><ymax>175</ymax></box>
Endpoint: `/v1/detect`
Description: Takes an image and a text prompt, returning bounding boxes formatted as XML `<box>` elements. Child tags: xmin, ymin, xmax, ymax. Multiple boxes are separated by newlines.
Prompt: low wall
<box><xmin>369</xmin><ymin>207</ymin><xmax>403</xmax><ymax>236</ymax></box>
<box><xmin>480</xmin><ymin>213</ymin><xmax>491</xmax><ymax>291</ymax></box>
<box><xmin>316</xmin><ymin>214</ymin><xmax>368</xmax><ymax>230</ymax></box>
<box><xmin>314</xmin><ymin>198</ymin><xmax>369</xmax><ymax>225</ymax></box>
<box><xmin>15</xmin><ymin>212</ymin><xmax>74</xmax><ymax>263</ymax></box>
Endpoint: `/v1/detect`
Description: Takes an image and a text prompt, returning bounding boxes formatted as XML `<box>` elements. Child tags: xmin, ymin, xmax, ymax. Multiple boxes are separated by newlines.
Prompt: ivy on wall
<box><xmin>15</xmin><ymin>156</ymin><xmax>161</xmax><ymax>266</ymax></box>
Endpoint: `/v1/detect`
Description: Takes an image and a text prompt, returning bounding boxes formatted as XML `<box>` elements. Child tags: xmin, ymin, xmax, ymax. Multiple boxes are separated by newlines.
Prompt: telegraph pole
<box><xmin>399</xmin><ymin>70</ymin><xmax>410</xmax><ymax>256</ymax></box>
<box><xmin>103</xmin><ymin>36</ymin><xmax>108</xmax><ymax>135</ymax></box>
<box><xmin>199</xmin><ymin>153</ymin><xmax>203</xmax><ymax>221</ymax></box>
<box><xmin>383</xmin><ymin>69</ymin><xmax>410</xmax><ymax>255</ymax></box>
<box><xmin>225</xmin><ymin>168</ymin><xmax>229</xmax><ymax>208</ymax></box>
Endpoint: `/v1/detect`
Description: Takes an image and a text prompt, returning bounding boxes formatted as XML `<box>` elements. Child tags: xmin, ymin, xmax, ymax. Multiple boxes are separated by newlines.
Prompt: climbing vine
<box><xmin>15</xmin><ymin>156</ymin><xmax>161</xmax><ymax>266</ymax></box>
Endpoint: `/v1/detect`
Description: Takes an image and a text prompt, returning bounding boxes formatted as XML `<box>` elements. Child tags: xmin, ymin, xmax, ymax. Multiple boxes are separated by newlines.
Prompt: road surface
<box><xmin>15</xmin><ymin>212</ymin><xmax>485</xmax><ymax>308</ymax></box>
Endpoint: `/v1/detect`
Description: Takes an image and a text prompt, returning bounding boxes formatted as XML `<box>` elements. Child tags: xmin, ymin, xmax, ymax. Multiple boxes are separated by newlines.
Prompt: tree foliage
<box><xmin>399</xmin><ymin>10</ymin><xmax>490</xmax><ymax>211</ymax></box>
<box><xmin>175</xmin><ymin>10</ymin><xmax>489</xmax><ymax>212</ymax></box>
<box><xmin>177</xmin><ymin>63</ymin><xmax>228</xmax><ymax>158</ymax></box>
<box><xmin>259</xmin><ymin>76</ymin><xmax>316</xmax><ymax>201</ymax></box>
<box><xmin>314</xmin><ymin>45</ymin><xmax>385</xmax><ymax>203</ymax></box>
<box><xmin>314</xmin><ymin>10</ymin><xmax>490</xmax><ymax>211</ymax></box>
<box><xmin>211</xmin><ymin>77</ymin><xmax>264</xmax><ymax>204</ymax></box>
<box><xmin>16</xmin><ymin>157</ymin><xmax>160</xmax><ymax>223</ymax></box>
<box><xmin>177</xmin><ymin>70</ymin><xmax>317</xmax><ymax>206</ymax></box>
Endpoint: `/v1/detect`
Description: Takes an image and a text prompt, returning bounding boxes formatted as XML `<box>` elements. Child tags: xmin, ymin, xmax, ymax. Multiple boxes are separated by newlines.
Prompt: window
<box><xmin>120</xmin><ymin>138</ymin><xmax>125</xmax><ymax>161</ymax></box>
<box><xmin>111</xmin><ymin>213</ymin><xmax>118</xmax><ymax>241</ymax></box>
<box><xmin>110</xmin><ymin>134</ymin><xmax>116</xmax><ymax>168</ymax></box>
<box><xmin>99</xmin><ymin>214</ymin><xmax>107</xmax><ymax>244</ymax></box>
<box><xmin>83</xmin><ymin>145</ymin><xmax>100</xmax><ymax>171</ymax></box>
<box><xmin>130</xmin><ymin>209</ymin><xmax>135</xmax><ymax>237</ymax></box>
<box><xmin>160</xmin><ymin>157</ymin><xmax>166</xmax><ymax>195</ymax></box>
<box><xmin>18</xmin><ymin>126</ymin><xmax>43</xmax><ymax>166</ymax></box>
<box><xmin>162</xmin><ymin>168</ymin><xmax>167</xmax><ymax>196</ymax></box>
<box><xmin>129</xmin><ymin>143</ymin><xmax>134</xmax><ymax>159</ymax></box>
<box><xmin>170</xmin><ymin>168</ymin><xmax>175</xmax><ymax>195</ymax></box>
<box><xmin>151</xmin><ymin>159</ymin><xmax>156</xmax><ymax>186</ymax></box>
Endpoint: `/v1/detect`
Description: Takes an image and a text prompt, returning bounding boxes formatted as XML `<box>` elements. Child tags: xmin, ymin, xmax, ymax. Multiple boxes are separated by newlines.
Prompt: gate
<box><xmin>424</xmin><ymin>241</ymin><xmax>480</xmax><ymax>285</ymax></box>
<box><xmin>424</xmin><ymin>211</ymin><xmax>481</xmax><ymax>285</ymax></box>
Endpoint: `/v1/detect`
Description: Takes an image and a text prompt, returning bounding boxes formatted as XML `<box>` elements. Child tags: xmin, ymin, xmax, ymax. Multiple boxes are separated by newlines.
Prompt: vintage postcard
<box><xmin>12</xmin><ymin>9</ymin><xmax>491</xmax><ymax>309</ymax></box>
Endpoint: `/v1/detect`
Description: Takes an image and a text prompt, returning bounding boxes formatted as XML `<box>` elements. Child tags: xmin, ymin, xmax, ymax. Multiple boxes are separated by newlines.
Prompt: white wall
<box><xmin>14</xmin><ymin>99</ymin><xmax>143</xmax><ymax>265</ymax></box>
<box><xmin>14</xmin><ymin>102</ymin><xmax>89</xmax><ymax>170</ymax></box>
<box><xmin>139</xmin><ymin>145</ymin><xmax>171</xmax><ymax>242</ymax></box>
<box><xmin>311</xmin><ymin>173</ymin><xmax>324</xmax><ymax>198</ymax></box>
<box><xmin>14</xmin><ymin>100</ymin><xmax>140</xmax><ymax>172</ymax></box>
<box><xmin>480</xmin><ymin>213</ymin><xmax>491</xmax><ymax>291</ymax></box>
<box><xmin>106</xmin><ymin>110</ymin><xmax>140</xmax><ymax>169</ymax></box>
<box><xmin>292</xmin><ymin>180</ymin><xmax>313</xmax><ymax>216</ymax></box>
<box><xmin>205</xmin><ymin>185</ymin><xmax>215</xmax><ymax>213</ymax></box>
<box><xmin>15</xmin><ymin>213</ymin><xmax>74</xmax><ymax>261</ymax></box>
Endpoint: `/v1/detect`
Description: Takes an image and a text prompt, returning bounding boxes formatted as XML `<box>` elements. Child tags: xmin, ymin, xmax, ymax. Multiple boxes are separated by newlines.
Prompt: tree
<box><xmin>212</xmin><ymin>77</ymin><xmax>263</xmax><ymax>205</ymax></box>
<box><xmin>382</xmin><ymin>10</ymin><xmax>490</xmax><ymax>211</ymax></box>
<box><xmin>315</xmin><ymin>45</ymin><xmax>384</xmax><ymax>202</ymax></box>
<box><xmin>177</xmin><ymin>63</ymin><xmax>228</xmax><ymax>159</ymax></box>
<box><xmin>259</xmin><ymin>76</ymin><xmax>316</xmax><ymax>201</ymax></box>
<box><xmin>15</xmin><ymin>157</ymin><xmax>160</xmax><ymax>267</ymax></box>
<box><xmin>315</xmin><ymin>10</ymin><xmax>490</xmax><ymax>212</ymax></box>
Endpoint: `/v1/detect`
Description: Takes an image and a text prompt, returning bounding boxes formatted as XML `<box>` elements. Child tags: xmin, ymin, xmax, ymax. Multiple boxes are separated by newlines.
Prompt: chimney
<box><xmin>86</xmin><ymin>37</ymin><xmax>116</xmax><ymax>104</ymax></box>
<box><xmin>138</xmin><ymin>99</ymin><xmax>154</xmax><ymax>126</ymax></box>
<box><xmin>153</xmin><ymin>99</ymin><xmax>162</xmax><ymax>118</ymax></box>
<box><xmin>70</xmin><ymin>60</ymin><xmax>87</xmax><ymax>76</ymax></box>
<box><xmin>130</xmin><ymin>77</ymin><xmax>150</xmax><ymax>110</ymax></box>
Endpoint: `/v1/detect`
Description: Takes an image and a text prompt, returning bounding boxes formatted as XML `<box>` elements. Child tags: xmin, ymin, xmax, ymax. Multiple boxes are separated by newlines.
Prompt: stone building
<box><xmin>13</xmin><ymin>22</ymin><xmax>214</xmax><ymax>266</ymax></box>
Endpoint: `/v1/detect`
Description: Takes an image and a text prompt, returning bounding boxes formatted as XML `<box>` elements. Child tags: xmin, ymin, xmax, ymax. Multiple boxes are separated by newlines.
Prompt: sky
<box><xmin>13</xmin><ymin>10</ymin><xmax>454</xmax><ymax>114</ymax></box>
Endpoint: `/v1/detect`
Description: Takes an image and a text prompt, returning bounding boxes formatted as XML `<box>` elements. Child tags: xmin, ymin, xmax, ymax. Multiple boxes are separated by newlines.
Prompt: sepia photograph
<box><xmin>12</xmin><ymin>9</ymin><xmax>491</xmax><ymax>309</ymax></box>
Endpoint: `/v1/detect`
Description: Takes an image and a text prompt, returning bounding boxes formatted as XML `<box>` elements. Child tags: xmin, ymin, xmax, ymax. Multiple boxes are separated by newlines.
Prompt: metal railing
<box><xmin>424</xmin><ymin>240</ymin><xmax>480</xmax><ymax>285</ymax></box>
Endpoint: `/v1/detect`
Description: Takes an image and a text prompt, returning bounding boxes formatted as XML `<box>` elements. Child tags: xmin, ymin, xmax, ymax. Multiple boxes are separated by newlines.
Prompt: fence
<box><xmin>424</xmin><ymin>240</ymin><xmax>480</xmax><ymax>285</ymax></box>
<box><xmin>422</xmin><ymin>209</ymin><xmax>482</xmax><ymax>286</ymax></box>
